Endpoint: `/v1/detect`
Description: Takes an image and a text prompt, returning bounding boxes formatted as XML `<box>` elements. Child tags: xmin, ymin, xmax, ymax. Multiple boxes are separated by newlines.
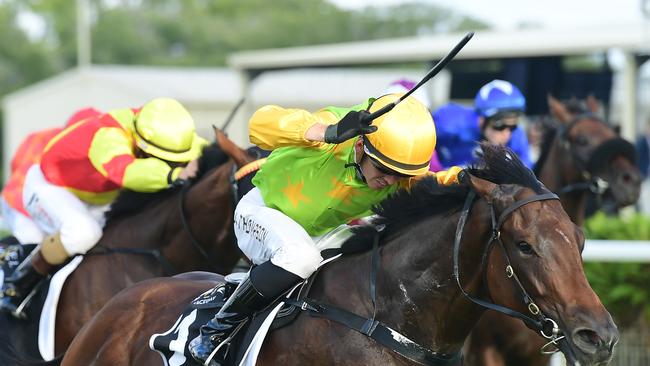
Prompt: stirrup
<box><xmin>203</xmin><ymin>320</ymin><xmax>248</xmax><ymax>366</ymax></box>
<box><xmin>11</xmin><ymin>287</ymin><xmax>38</xmax><ymax>319</ymax></box>
<box><xmin>1</xmin><ymin>281</ymin><xmax>43</xmax><ymax>320</ymax></box>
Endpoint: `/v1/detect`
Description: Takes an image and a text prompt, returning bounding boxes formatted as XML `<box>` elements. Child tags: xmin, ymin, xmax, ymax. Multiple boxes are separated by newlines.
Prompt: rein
<box><xmin>90</xmin><ymin>179</ymin><xmax>229</xmax><ymax>275</ymax></box>
<box><xmin>88</xmin><ymin>245</ymin><xmax>177</xmax><ymax>276</ymax></box>
<box><xmin>453</xmin><ymin>189</ymin><xmax>581</xmax><ymax>364</ymax></box>
<box><xmin>178</xmin><ymin>180</ymin><xmax>229</xmax><ymax>273</ymax></box>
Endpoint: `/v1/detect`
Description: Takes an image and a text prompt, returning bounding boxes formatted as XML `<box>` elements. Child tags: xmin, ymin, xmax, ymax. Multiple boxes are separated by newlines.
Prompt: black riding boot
<box><xmin>0</xmin><ymin>250</ymin><xmax>52</xmax><ymax>319</ymax></box>
<box><xmin>189</xmin><ymin>261</ymin><xmax>302</xmax><ymax>366</ymax></box>
<box><xmin>189</xmin><ymin>276</ymin><xmax>268</xmax><ymax>366</ymax></box>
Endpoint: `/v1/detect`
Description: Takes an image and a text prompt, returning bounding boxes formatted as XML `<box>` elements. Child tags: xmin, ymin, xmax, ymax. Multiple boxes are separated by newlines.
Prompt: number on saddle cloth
<box><xmin>149</xmin><ymin>272</ymin><xmax>248</xmax><ymax>365</ymax></box>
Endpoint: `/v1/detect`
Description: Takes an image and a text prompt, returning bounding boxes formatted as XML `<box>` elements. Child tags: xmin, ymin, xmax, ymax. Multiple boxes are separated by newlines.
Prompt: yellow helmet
<box><xmin>134</xmin><ymin>98</ymin><xmax>202</xmax><ymax>162</ymax></box>
<box><xmin>363</xmin><ymin>93</ymin><xmax>436</xmax><ymax>176</ymax></box>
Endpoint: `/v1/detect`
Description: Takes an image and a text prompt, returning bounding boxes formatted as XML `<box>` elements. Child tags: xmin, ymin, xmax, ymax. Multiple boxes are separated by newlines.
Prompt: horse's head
<box><xmin>463</xmin><ymin>145</ymin><xmax>619</xmax><ymax>365</ymax></box>
<box><xmin>547</xmin><ymin>95</ymin><xmax>640</xmax><ymax>207</ymax></box>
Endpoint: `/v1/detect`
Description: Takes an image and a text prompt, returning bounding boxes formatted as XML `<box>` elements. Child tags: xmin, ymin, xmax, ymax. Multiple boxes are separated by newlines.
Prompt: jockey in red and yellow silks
<box><xmin>0</xmin><ymin>108</ymin><xmax>102</xmax><ymax>244</ymax></box>
<box><xmin>189</xmin><ymin>93</ymin><xmax>462</xmax><ymax>364</ymax></box>
<box><xmin>40</xmin><ymin>105</ymin><xmax>205</xmax><ymax>205</ymax></box>
<box><xmin>0</xmin><ymin>98</ymin><xmax>207</xmax><ymax>319</ymax></box>
<box><xmin>4</xmin><ymin>128</ymin><xmax>62</xmax><ymax>217</ymax></box>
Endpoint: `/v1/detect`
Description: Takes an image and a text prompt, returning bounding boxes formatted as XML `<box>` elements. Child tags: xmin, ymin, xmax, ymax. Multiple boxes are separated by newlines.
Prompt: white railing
<box><xmin>583</xmin><ymin>240</ymin><xmax>650</xmax><ymax>262</ymax></box>
<box><xmin>551</xmin><ymin>240</ymin><xmax>650</xmax><ymax>366</ymax></box>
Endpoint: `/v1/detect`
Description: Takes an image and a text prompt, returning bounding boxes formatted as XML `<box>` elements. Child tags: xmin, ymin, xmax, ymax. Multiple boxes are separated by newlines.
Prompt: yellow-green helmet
<box><xmin>134</xmin><ymin>98</ymin><xmax>202</xmax><ymax>162</ymax></box>
<box><xmin>363</xmin><ymin>93</ymin><xmax>436</xmax><ymax>176</ymax></box>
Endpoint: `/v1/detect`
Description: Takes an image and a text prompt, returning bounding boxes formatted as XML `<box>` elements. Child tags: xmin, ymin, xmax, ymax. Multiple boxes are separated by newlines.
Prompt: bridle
<box><xmin>555</xmin><ymin>113</ymin><xmax>636</xmax><ymax>196</ymax></box>
<box><xmin>453</xmin><ymin>187</ymin><xmax>582</xmax><ymax>365</ymax></box>
<box><xmin>178</xmin><ymin>180</ymin><xmax>229</xmax><ymax>273</ymax></box>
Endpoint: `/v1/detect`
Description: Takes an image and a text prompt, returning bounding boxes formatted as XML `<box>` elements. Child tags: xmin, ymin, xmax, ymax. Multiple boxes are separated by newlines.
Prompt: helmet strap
<box><xmin>345</xmin><ymin>147</ymin><xmax>367</xmax><ymax>184</ymax></box>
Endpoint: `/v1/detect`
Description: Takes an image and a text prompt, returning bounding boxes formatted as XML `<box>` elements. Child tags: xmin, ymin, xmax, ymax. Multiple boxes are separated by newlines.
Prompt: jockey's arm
<box><xmin>88</xmin><ymin>127</ymin><xmax>181</xmax><ymax>192</ymax></box>
<box><xmin>248</xmin><ymin>106</ymin><xmax>342</xmax><ymax>150</ymax></box>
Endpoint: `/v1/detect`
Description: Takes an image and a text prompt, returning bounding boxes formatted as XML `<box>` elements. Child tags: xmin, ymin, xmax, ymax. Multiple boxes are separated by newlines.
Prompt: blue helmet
<box><xmin>474</xmin><ymin>80</ymin><xmax>526</xmax><ymax>118</ymax></box>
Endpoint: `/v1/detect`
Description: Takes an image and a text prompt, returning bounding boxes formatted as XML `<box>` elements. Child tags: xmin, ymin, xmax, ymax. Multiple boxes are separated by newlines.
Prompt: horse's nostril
<box><xmin>573</xmin><ymin>328</ymin><xmax>604</xmax><ymax>354</ymax></box>
<box><xmin>622</xmin><ymin>172</ymin><xmax>633</xmax><ymax>183</ymax></box>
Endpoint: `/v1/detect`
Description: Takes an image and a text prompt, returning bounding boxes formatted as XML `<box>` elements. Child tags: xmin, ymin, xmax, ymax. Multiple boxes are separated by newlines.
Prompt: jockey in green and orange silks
<box><xmin>189</xmin><ymin>93</ymin><xmax>462</xmax><ymax>366</ymax></box>
<box><xmin>0</xmin><ymin>98</ymin><xmax>208</xmax><ymax>319</ymax></box>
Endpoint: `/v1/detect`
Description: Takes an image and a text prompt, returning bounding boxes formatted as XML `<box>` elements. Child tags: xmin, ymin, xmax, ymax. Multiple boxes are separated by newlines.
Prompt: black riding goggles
<box><xmin>486</xmin><ymin>111</ymin><xmax>521</xmax><ymax>132</ymax></box>
<box><xmin>490</xmin><ymin>122</ymin><xmax>518</xmax><ymax>132</ymax></box>
<box><xmin>368</xmin><ymin>156</ymin><xmax>412</xmax><ymax>178</ymax></box>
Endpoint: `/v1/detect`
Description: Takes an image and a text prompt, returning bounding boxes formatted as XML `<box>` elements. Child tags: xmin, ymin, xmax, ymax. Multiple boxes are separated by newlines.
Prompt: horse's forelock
<box><xmin>469</xmin><ymin>143</ymin><xmax>545</xmax><ymax>194</ymax></box>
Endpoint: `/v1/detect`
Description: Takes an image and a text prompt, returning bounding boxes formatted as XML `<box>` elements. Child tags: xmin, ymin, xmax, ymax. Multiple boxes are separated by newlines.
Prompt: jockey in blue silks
<box><xmin>434</xmin><ymin>79</ymin><xmax>533</xmax><ymax>169</ymax></box>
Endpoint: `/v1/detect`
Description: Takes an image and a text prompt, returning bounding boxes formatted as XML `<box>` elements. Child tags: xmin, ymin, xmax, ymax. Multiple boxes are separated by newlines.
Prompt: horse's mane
<box><xmin>104</xmin><ymin>144</ymin><xmax>229</xmax><ymax>223</ymax></box>
<box><xmin>343</xmin><ymin>143</ymin><xmax>545</xmax><ymax>253</ymax></box>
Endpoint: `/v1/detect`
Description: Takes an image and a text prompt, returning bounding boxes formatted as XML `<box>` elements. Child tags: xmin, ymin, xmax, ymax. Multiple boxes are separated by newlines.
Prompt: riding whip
<box><xmin>364</xmin><ymin>31</ymin><xmax>474</xmax><ymax>123</ymax></box>
<box><xmin>220</xmin><ymin>97</ymin><xmax>246</xmax><ymax>131</ymax></box>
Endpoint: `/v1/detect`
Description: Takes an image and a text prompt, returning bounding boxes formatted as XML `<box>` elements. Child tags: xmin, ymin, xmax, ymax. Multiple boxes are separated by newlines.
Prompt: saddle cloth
<box><xmin>39</xmin><ymin>255</ymin><xmax>83</xmax><ymax>360</ymax></box>
<box><xmin>149</xmin><ymin>225</ymin><xmax>352</xmax><ymax>366</ymax></box>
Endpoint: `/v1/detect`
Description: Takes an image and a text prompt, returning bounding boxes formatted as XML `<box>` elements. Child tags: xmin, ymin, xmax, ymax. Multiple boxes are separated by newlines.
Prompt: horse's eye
<box><xmin>517</xmin><ymin>241</ymin><xmax>534</xmax><ymax>255</ymax></box>
<box><xmin>575</xmin><ymin>135</ymin><xmax>589</xmax><ymax>146</ymax></box>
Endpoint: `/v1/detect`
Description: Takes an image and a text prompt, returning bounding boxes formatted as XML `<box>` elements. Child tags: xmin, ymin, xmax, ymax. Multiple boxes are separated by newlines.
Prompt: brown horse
<box><xmin>61</xmin><ymin>144</ymin><xmax>618</xmax><ymax>366</ymax></box>
<box><xmin>465</xmin><ymin>96</ymin><xmax>641</xmax><ymax>366</ymax></box>
<box><xmin>0</xmin><ymin>129</ymin><xmax>256</xmax><ymax>362</ymax></box>
<box><xmin>537</xmin><ymin>95</ymin><xmax>640</xmax><ymax>225</ymax></box>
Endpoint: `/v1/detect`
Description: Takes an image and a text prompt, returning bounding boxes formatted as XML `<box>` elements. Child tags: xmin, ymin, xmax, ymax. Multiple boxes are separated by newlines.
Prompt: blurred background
<box><xmin>1</xmin><ymin>0</ymin><xmax>650</xmax><ymax>364</ymax></box>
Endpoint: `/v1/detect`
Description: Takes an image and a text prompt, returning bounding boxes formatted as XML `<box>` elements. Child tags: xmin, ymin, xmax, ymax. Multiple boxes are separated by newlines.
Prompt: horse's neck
<box><xmin>538</xmin><ymin>136</ymin><xmax>586</xmax><ymax>225</ymax></box>
<box><xmin>321</xmin><ymin>204</ymin><xmax>492</xmax><ymax>355</ymax></box>
<box><xmin>168</xmin><ymin>162</ymin><xmax>237</xmax><ymax>271</ymax></box>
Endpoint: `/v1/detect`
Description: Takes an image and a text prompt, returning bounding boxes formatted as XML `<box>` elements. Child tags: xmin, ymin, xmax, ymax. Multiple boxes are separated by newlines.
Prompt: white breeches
<box><xmin>22</xmin><ymin>165</ymin><xmax>107</xmax><ymax>255</ymax></box>
<box><xmin>234</xmin><ymin>187</ymin><xmax>323</xmax><ymax>279</ymax></box>
<box><xmin>0</xmin><ymin>197</ymin><xmax>45</xmax><ymax>244</ymax></box>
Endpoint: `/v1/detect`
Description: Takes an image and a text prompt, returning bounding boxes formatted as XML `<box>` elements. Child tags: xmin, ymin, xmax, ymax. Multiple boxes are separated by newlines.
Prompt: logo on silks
<box><xmin>136</xmin><ymin>140</ymin><xmax>149</xmax><ymax>151</ymax></box>
<box><xmin>191</xmin><ymin>285</ymin><xmax>227</xmax><ymax>309</ymax></box>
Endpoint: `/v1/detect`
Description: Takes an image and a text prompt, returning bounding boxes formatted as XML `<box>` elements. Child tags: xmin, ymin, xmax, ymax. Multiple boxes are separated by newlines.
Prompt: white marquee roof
<box><xmin>230</xmin><ymin>23</ymin><xmax>650</xmax><ymax>70</ymax></box>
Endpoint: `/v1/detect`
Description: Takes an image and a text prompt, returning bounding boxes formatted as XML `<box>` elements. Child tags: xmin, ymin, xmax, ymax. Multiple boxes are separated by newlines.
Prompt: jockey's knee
<box><xmin>60</xmin><ymin>218</ymin><xmax>103</xmax><ymax>255</ymax></box>
<box><xmin>271</xmin><ymin>244</ymin><xmax>322</xmax><ymax>279</ymax></box>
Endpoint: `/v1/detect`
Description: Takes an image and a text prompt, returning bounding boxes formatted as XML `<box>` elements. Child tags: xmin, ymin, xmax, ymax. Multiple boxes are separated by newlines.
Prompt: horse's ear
<box><xmin>465</xmin><ymin>173</ymin><xmax>498</xmax><ymax>200</ymax></box>
<box><xmin>213</xmin><ymin>126</ymin><xmax>254</xmax><ymax>167</ymax></box>
<box><xmin>586</xmin><ymin>95</ymin><xmax>601</xmax><ymax>114</ymax></box>
<box><xmin>547</xmin><ymin>94</ymin><xmax>572</xmax><ymax>124</ymax></box>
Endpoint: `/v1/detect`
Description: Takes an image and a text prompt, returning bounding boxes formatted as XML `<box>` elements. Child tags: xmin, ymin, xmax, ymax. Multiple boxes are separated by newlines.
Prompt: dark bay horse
<box><xmin>465</xmin><ymin>96</ymin><xmax>640</xmax><ymax>366</ymax></box>
<box><xmin>536</xmin><ymin>95</ymin><xmax>640</xmax><ymax>225</ymax></box>
<box><xmin>61</xmin><ymin>144</ymin><xmax>618</xmax><ymax>366</ymax></box>
<box><xmin>0</xmin><ymin>129</ymin><xmax>256</xmax><ymax>361</ymax></box>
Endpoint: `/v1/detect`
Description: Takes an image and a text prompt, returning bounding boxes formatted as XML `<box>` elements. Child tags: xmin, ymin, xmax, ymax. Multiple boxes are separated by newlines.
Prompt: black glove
<box><xmin>324</xmin><ymin>110</ymin><xmax>377</xmax><ymax>144</ymax></box>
